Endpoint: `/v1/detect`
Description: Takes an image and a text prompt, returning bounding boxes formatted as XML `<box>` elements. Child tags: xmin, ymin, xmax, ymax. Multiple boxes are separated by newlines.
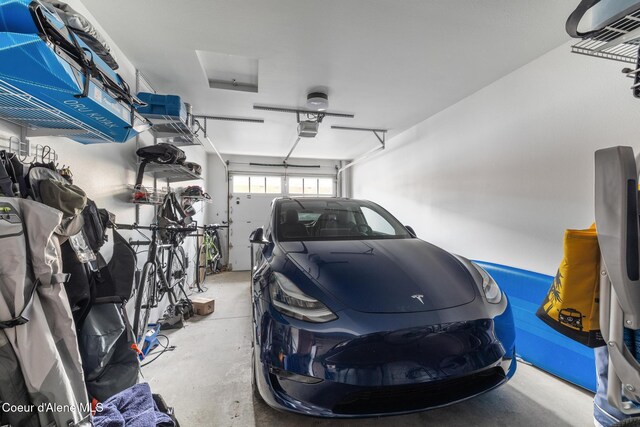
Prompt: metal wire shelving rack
<box><xmin>127</xmin><ymin>184</ymin><xmax>168</xmax><ymax>205</ymax></box>
<box><xmin>571</xmin><ymin>12</ymin><xmax>640</xmax><ymax>64</ymax></box>
<box><xmin>146</xmin><ymin>115</ymin><xmax>203</xmax><ymax>147</ymax></box>
<box><xmin>0</xmin><ymin>79</ymin><xmax>115</xmax><ymax>142</ymax></box>
<box><xmin>145</xmin><ymin>163</ymin><xmax>202</xmax><ymax>183</ymax></box>
<box><xmin>570</xmin><ymin>7</ymin><xmax>640</xmax><ymax>97</ymax></box>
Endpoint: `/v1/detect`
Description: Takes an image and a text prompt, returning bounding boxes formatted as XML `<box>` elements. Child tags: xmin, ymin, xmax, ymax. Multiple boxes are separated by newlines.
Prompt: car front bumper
<box><xmin>254</xmin><ymin>301</ymin><xmax>517</xmax><ymax>417</ymax></box>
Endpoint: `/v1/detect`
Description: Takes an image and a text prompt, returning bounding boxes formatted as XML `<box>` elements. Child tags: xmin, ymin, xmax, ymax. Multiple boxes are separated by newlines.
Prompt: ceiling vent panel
<box><xmin>196</xmin><ymin>50</ymin><xmax>258</xmax><ymax>93</ymax></box>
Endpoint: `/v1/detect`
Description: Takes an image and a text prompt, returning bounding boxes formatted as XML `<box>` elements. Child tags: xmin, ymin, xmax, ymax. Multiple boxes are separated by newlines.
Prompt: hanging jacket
<box><xmin>0</xmin><ymin>197</ymin><xmax>90</xmax><ymax>426</ymax></box>
<box><xmin>0</xmin><ymin>330</ymin><xmax>39</xmax><ymax>427</ymax></box>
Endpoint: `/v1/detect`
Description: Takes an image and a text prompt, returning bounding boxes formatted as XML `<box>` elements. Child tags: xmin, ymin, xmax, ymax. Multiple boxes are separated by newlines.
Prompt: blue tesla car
<box><xmin>249</xmin><ymin>197</ymin><xmax>516</xmax><ymax>417</ymax></box>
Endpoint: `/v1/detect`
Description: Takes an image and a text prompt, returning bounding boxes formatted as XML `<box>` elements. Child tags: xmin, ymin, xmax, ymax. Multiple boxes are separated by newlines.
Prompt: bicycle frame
<box><xmin>203</xmin><ymin>228</ymin><xmax>221</xmax><ymax>265</ymax></box>
<box><xmin>143</xmin><ymin>228</ymin><xmax>175</xmax><ymax>311</ymax></box>
<box><xmin>194</xmin><ymin>224</ymin><xmax>227</xmax><ymax>291</ymax></box>
<box><xmin>122</xmin><ymin>222</ymin><xmax>196</xmax><ymax>342</ymax></box>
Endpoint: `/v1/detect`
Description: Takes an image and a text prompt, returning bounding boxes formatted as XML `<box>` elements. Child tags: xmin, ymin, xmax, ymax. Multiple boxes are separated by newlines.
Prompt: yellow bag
<box><xmin>536</xmin><ymin>224</ymin><xmax>605</xmax><ymax>348</ymax></box>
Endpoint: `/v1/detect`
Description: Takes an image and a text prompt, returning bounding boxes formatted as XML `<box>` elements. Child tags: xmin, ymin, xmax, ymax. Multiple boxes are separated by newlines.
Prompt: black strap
<box><xmin>10</xmin><ymin>157</ymin><xmax>28</xmax><ymax>198</ymax></box>
<box><xmin>52</xmin><ymin>273</ymin><xmax>71</xmax><ymax>284</ymax></box>
<box><xmin>134</xmin><ymin>160</ymin><xmax>149</xmax><ymax>189</ymax></box>
<box><xmin>566</xmin><ymin>0</ymin><xmax>601</xmax><ymax>38</ymax></box>
<box><xmin>566</xmin><ymin>0</ymin><xmax>640</xmax><ymax>39</ymax></box>
<box><xmin>0</xmin><ymin>280</ymin><xmax>38</xmax><ymax>329</ymax></box>
<box><xmin>0</xmin><ymin>273</ymin><xmax>71</xmax><ymax>330</ymax></box>
<box><xmin>170</xmin><ymin>192</ymin><xmax>187</xmax><ymax>220</ymax></box>
<box><xmin>68</xmin><ymin>32</ymin><xmax>92</xmax><ymax>99</ymax></box>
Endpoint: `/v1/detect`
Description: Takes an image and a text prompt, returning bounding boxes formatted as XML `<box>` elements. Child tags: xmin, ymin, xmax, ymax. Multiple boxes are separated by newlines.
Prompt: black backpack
<box><xmin>79</xmin><ymin>230</ymin><xmax>139</xmax><ymax>401</ymax></box>
<box><xmin>82</xmin><ymin>199</ymin><xmax>111</xmax><ymax>252</ymax></box>
<box><xmin>60</xmin><ymin>240</ymin><xmax>93</xmax><ymax>326</ymax></box>
<box><xmin>157</xmin><ymin>192</ymin><xmax>193</xmax><ymax>244</ymax></box>
<box><xmin>0</xmin><ymin>150</ymin><xmax>27</xmax><ymax>197</ymax></box>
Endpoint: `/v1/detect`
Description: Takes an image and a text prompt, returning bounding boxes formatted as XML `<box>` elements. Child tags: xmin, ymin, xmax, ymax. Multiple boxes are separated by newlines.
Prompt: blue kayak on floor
<box><xmin>0</xmin><ymin>0</ymin><xmax>150</xmax><ymax>143</ymax></box>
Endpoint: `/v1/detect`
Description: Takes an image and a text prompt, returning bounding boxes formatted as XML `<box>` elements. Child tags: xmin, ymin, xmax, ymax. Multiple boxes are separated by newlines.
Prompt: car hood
<box><xmin>280</xmin><ymin>239</ymin><xmax>478</xmax><ymax>313</ymax></box>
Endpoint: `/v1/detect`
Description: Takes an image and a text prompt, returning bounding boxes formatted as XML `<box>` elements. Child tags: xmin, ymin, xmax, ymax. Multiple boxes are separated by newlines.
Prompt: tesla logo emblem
<box><xmin>412</xmin><ymin>294</ymin><xmax>424</xmax><ymax>304</ymax></box>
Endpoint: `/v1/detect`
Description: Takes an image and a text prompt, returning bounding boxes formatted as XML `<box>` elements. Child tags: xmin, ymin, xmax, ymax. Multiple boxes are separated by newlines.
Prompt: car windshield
<box><xmin>276</xmin><ymin>199</ymin><xmax>412</xmax><ymax>241</ymax></box>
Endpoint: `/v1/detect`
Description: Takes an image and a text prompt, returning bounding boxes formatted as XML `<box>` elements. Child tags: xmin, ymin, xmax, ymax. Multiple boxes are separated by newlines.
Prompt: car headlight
<box><xmin>470</xmin><ymin>262</ymin><xmax>502</xmax><ymax>304</ymax></box>
<box><xmin>269</xmin><ymin>272</ymin><xmax>337</xmax><ymax>323</ymax></box>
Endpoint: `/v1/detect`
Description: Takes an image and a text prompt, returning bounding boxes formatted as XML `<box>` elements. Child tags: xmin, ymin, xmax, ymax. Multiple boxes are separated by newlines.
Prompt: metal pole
<box><xmin>203</xmin><ymin>135</ymin><xmax>228</xmax><ymax>173</ymax></box>
<box><xmin>226</xmin><ymin>165</ymin><xmax>231</xmax><ymax>267</ymax></box>
<box><xmin>337</xmin><ymin>144</ymin><xmax>385</xmax><ymax>174</ymax></box>
<box><xmin>284</xmin><ymin>137</ymin><xmax>302</xmax><ymax>163</ymax></box>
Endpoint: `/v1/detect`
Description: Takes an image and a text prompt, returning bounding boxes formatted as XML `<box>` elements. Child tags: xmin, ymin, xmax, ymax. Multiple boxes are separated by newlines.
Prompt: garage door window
<box><xmin>288</xmin><ymin>177</ymin><xmax>334</xmax><ymax>196</ymax></box>
<box><xmin>233</xmin><ymin>176</ymin><xmax>282</xmax><ymax>194</ymax></box>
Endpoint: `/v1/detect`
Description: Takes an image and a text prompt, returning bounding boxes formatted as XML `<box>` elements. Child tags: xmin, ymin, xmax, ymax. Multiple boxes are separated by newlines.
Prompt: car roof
<box><xmin>274</xmin><ymin>196</ymin><xmax>366</xmax><ymax>204</ymax></box>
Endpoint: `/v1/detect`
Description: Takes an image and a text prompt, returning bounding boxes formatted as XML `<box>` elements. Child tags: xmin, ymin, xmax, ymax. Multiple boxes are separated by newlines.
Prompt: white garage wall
<box><xmin>352</xmin><ymin>41</ymin><xmax>640</xmax><ymax>276</ymax></box>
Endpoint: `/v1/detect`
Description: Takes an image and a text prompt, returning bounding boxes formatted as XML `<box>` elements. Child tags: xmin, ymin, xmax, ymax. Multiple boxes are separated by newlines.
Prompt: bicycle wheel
<box><xmin>209</xmin><ymin>233</ymin><xmax>221</xmax><ymax>273</ymax></box>
<box><xmin>170</xmin><ymin>245</ymin><xmax>187</xmax><ymax>289</ymax></box>
<box><xmin>195</xmin><ymin>243</ymin><xmax>207</xmax><ymax>288</ymax></box>
<box><xmin>133</xmin><ymin>262</ymin><xmax>155</xmax><ymax>344</ymax></box>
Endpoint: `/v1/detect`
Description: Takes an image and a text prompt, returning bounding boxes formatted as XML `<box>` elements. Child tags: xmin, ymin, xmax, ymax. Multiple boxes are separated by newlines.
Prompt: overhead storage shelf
<box><xmin>0</xmin><ymin>79</ymin><xmax>115</xmax><ymax>142</ymax></box>
<box><xmin>126</xmin><ymin>184</ymin><xmax>168</xmax><ymax>205</ymax></box>
<box><xmin>146</xmin><ymin>115</ymin><xmax>203</xmax><ymax>147</ymax></box>
<box><xmin>145</xmin><ymin>162</ymin><xmax>202</xmax><ymax>183</ymax></box>
<box><xmin>571</xmin><ymin>9</ymin><xmax>640</xmax><ymax>63</ymax></box>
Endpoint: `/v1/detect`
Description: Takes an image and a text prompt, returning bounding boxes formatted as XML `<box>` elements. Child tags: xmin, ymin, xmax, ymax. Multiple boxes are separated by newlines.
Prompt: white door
<box><xmin>228</xmin><ymin>175</ymin><xmax>281</xmax><ymax>271</ymax></box>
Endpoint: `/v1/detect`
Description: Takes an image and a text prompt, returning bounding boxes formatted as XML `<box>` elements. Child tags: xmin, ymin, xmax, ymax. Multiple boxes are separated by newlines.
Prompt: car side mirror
<box><xmin>250</xmin><ymin>227</ymin><xmax>269</xmax><ymax>244</ymax></box>
<box><xmin>405</xmin><ymin>225</ymin><xmax>417</xmax><ymax>237</ymax></box>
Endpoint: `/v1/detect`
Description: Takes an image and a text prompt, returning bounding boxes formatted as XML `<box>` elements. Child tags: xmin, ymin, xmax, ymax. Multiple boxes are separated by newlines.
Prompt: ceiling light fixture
<box><xmin>306</xmin><ymin>91</ymin><xmax>329</xmax><ymax>111</ymax></box>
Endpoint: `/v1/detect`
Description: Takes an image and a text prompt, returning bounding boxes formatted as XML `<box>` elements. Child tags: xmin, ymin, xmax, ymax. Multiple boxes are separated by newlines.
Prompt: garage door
<box><xmin>228</xmin><ymin>174</ymin><xmax>336</xmax><ymax>270</ymax></box>
<box><xmin>229</xmin><ymin>175</ymin><xmax>282</xmax><ymax>271</ymax></box>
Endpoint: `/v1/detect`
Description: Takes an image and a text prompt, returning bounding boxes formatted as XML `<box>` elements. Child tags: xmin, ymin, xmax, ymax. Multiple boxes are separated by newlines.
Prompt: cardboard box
<box><xmin>191</xmin><ymin>297</ymin><xmax>215</xmax><ymax>316</ymax></box>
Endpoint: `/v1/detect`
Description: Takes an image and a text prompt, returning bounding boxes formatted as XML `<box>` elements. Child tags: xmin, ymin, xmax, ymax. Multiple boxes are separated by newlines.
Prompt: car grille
<box><xmin>332</xmin><ymin>367</ymin><xmax>506</xmax><ymax>415</ymax></box>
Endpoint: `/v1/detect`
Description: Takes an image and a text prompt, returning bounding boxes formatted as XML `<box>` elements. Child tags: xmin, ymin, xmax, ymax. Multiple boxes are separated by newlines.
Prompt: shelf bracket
<box><xmin>330</xmin><ymin>125</ymin><xmax>389</xmax><ymax>175</ymax></box>
<box><xmin>331</xmin><ymin>125</ymin><xmax>387</xmax><ymax>148</ymax></box>
<box><xmin>373</xmin><ymin>130</ymin><xmax>385</xmax><ymax>147</ymax></box>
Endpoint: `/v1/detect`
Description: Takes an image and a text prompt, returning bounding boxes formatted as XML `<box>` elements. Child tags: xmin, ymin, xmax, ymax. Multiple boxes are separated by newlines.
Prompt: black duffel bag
<box><xmin>136</xmin><ymin>143</ymin><xmax>185</xmax><ymax>165</ymax></box>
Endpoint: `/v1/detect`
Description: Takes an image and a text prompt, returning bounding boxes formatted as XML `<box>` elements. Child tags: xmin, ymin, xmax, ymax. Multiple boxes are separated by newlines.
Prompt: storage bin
<box><xmin>136</xmin><ymin>92</ymin><xmax>187</xmax><ymax>122</ymax></box>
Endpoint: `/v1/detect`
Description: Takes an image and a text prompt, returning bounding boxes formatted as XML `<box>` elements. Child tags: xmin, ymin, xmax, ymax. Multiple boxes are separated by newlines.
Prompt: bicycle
<box><xmin>195</xmin><ymin>223</ymin><xmax>228</xmax><ymax>291</ymax></box>
<box><xmin>116</xmin><ymin>222</ymin><xmax>196</xmax><ymax>344</ymax></box>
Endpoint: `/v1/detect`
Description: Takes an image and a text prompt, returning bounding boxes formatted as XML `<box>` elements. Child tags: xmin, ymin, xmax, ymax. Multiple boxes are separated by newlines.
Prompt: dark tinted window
<box><xmin>276</xmin><ymin>199</ymin><xmax>412</xmax><ymax>241</ymax></box>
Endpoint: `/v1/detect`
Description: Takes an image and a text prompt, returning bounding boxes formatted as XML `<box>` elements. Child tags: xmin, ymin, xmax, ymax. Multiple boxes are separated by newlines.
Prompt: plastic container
<box><xmin>136</xmin><ymin>92</ymin><xmax>187</xmax><ymax>122</ymax></box>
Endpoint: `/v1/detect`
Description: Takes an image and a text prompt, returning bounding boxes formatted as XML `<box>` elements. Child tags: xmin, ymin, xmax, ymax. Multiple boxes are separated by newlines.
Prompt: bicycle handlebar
<box><xmin>204</xmin><ymin>223</ymin><xmax>229</xmax><ymax>230</ymax></box>
<box><xmin>114</xmin><ymin>223</ymin><xmax>199</xmax><ymax>233</ymax></box>
<box><xmin>129</xmin><ymin>240</ymin><xmax>151</xmax><ymax>246</ymax></box>
<box><xmin>114</xmin><ymin>223</ymin><xmax>136</xmax><ymax>230</ymax></box>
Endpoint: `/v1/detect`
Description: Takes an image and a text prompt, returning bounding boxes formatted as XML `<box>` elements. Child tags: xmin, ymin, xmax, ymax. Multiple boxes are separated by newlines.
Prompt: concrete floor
<box><xmin>143</xmin><ymin>271</ymin><xmax>595</xmax><ymax>427</ymax></box>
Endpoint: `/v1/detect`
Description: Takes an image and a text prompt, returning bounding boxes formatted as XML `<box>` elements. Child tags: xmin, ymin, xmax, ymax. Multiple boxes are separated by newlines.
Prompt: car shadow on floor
<box><xmin>251</xmin><ymin>381</ymin><xmax>584</xmax><ymax>427</ymax></box>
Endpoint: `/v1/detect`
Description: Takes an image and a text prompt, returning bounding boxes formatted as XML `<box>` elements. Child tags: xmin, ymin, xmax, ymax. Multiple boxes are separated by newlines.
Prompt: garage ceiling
<box><xmin>82</xmin><ymin>0</ymin><xmax>575</xmax><ymax>160</ymax></box>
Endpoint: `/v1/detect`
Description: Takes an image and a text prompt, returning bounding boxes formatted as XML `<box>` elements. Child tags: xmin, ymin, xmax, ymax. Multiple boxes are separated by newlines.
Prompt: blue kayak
<box><xmin>0</xmin><ymin>0</ymin><xmax>150</xmax><ymax>143</ymax></box>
